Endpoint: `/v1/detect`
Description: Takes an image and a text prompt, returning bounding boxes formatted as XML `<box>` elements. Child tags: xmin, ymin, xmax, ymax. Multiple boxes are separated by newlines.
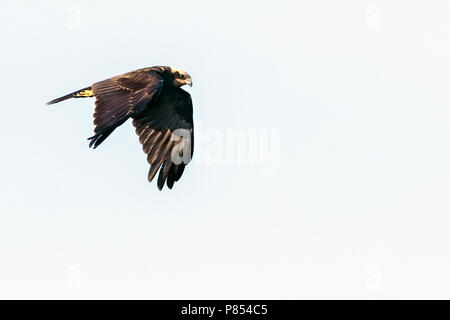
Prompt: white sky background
<box><xmin>0</xmin><ymin>0</ymin><xmax>450</xmax><ymax>299</ymax></box>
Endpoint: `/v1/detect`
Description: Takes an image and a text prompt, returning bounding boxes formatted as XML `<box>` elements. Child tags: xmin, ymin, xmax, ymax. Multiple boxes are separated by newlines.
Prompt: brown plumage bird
<box><xmin>47</xmin><ymin>66</ymin><xmax>194</xmax><ymax>190</ymax></box>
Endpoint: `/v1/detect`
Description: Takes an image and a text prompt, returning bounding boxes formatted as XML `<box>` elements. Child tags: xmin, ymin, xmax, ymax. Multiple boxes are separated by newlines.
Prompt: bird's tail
<box><xmin>46</xmin><ymin>87</ymin><xmax>93</xmax><ymax>105</ymax></box>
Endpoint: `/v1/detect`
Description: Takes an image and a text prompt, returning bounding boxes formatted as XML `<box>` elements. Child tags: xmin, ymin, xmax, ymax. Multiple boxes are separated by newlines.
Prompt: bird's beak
<box><xmin>188</xmin><ymin>79</ymin><xmax>193</xmax><ymax>87</ymax></box>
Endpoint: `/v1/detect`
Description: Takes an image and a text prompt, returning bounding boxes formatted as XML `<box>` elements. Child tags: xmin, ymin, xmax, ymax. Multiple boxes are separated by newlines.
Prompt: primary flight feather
<box><xmin>47</xmin><ymin>66</ymin><xmax>194</xmax><ymax>190</ymax></box>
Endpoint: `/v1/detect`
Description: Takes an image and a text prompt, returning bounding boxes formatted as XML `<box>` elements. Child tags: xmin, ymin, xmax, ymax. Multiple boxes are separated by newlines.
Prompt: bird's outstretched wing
<box><xmin>132</xmin><ymin>88</ymin><xmax>194</xmax><ymax>190</ymax></box>
<box><xmin>88</xmin><ymin>69</ymin><xmax>164</xmax><ymax>148</ymax></box>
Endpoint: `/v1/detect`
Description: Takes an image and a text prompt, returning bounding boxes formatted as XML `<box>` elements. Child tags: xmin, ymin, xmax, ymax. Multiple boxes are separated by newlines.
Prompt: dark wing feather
<box><xmin>132</xmin><ymin>88</ymin><xmax>194</xmax><ymax>190</ymax></box>
<box><xmin>88</xmin><ymin>69</ymin><xmax>164</xmax><ymax>148</ymax></box>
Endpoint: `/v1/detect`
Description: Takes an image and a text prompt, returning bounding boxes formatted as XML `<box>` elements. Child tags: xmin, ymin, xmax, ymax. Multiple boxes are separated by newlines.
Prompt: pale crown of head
<box><xmin>170</xmin><ymin>67</ymin><xmax>192</xmax><ymax>88</ymax></box>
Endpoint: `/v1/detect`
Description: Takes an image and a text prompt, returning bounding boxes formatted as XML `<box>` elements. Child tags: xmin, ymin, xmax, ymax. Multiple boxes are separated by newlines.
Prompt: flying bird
<box><xmin>47</xmin><ymin>66</ymin><xmax>194</xmax><ymax>190</ymax></box>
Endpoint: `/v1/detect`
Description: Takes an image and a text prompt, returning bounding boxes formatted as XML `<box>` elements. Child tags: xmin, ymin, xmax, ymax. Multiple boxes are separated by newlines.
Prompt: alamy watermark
<box><xmin>65</xmin><ymin>265</ymin><xmax>81</xmax><ymax>289</ymax></box>
<box><xmin>171</xmin><ymin>122</ymin><xmax>280</xmax><ymax>175</ymax></box>
<box><xmin>66</xmin><ymin>5</ymin><xmax>81</xmax><ymax>31</ymax></box>
<box><xmin>367</xmin><ymin>5</ymin><xmax>382</xmax><ymax>30</ymax></box>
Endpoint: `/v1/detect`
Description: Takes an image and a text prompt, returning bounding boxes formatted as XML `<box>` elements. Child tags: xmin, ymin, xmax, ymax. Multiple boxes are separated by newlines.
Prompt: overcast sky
<box><xmin>1</xmin><ymin>0</ymin><xmax>450</xmax><ymax>298</ymax></box>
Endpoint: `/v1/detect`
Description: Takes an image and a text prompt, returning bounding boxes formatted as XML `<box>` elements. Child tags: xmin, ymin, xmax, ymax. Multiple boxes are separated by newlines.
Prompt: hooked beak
<box><xmin>188</xmin><ymin>78</ymin><xmax>193</xmax><ymax>87</ymax></box>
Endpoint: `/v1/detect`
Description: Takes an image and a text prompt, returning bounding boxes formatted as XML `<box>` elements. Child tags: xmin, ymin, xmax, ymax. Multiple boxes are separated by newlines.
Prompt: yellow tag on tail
<box><xmin>75</xmin><ymin>89</ymin><xmax>93</xmax><ymax>97</ymax></box>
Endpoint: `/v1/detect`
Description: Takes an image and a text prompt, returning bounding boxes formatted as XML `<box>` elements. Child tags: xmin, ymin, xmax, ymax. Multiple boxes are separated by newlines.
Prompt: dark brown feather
<box><xmin>88</xmin><ymin>69</ymin><xmax>164</xmax><ymax>148</ymax></box>
<box><xmin>132</xmin><ymin>86</ymin><xmax>194</xmax><ymax>190</ymax></box>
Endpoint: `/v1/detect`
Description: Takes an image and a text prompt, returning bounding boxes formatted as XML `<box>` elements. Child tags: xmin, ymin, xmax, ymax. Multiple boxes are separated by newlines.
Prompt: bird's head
<box><xmin>170</xmin><ymin>68</ymin><xmax>192</xmax><ymax>88</ymax></box>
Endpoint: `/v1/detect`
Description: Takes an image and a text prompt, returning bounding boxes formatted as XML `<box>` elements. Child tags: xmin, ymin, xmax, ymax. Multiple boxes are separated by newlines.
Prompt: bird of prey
<box><xmin>47</xmin><ymin>66</ymin><xmax>194</xmax><ymax>190</ymax></box>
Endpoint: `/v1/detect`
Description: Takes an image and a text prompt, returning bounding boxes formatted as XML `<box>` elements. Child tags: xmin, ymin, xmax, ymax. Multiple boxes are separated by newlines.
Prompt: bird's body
<box><xmin>47</xmin><ymin>66</ymin><xmax>194</xmax><ymax>190</ymax></box>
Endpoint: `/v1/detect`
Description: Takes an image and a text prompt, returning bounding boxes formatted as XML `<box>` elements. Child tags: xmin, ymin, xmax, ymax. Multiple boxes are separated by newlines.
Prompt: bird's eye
<box><xmin>180</xmin><ymin>74</ymin><xmax>186</xmax><ymax>80</ymax></box>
